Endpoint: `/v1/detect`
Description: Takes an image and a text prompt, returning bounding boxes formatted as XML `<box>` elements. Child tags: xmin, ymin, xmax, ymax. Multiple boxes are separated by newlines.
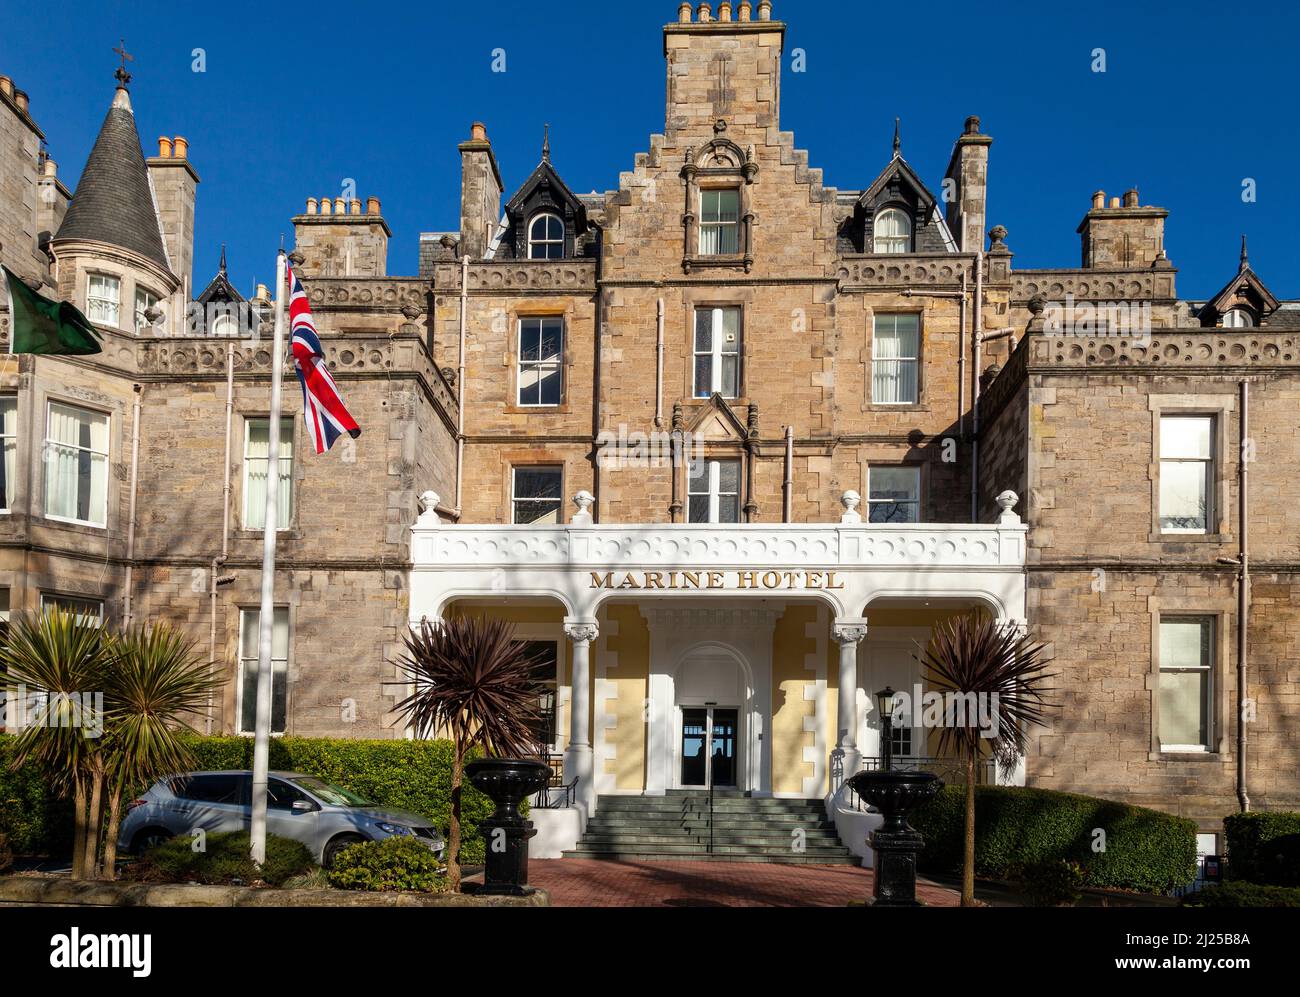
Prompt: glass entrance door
<box><xmin>680</xmin><ymin>706</ymin><xmax>739</xmax><ymax>788</ymax></box>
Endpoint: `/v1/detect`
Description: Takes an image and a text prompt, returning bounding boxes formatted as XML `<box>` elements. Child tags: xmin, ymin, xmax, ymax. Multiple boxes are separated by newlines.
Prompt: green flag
<box><xmin>3</xmin><ymin>265</ymin><xmax>103</xmax><ymax>355</ymax></box>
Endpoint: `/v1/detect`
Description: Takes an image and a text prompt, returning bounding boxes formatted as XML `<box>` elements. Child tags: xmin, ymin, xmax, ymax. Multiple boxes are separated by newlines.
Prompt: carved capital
<box><xmin>832</xmin><ymin>623</ymin><xmax>869</xmax><ymax>646</ymax></box>
<box><xmin>564</xmin><ymin>621</ymin><xmax>599</xmax><ymax>644</ymax></box>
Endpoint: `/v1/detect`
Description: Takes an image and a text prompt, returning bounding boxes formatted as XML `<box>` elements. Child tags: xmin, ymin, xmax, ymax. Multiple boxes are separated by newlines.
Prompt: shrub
<box><xmin>127</xmin><ymin>831</ymin><xmax>313</xmax><ymax>887</ymax></box>
<box><xmin>327</xmin><ymin>836</ymin><xmax>447</xmax><ymax>893</ymax></box>
<box><xmin>0</xmin><ymin>832</ymin><xmax>12</xmax><ymax>873</ymax></box>
<box><xmin>910</xmin><ymin>785</ymin><xmax>1198</xmax><ymax>894</ymax></box>
<box><xmin>1181</xmin><ymin>881</ymin><xmax>1300</xmax><ymax>908</ymax></box>
<box><xmin>0</xmin><ymin>735</ymin><xmax>75</xmax><ymax>857</ymax></box>
<box><xmin>1016</xmin><ymin>859</ymin><xmax>1085</xmax><ymax>906</ymax></box>
<box><xmin>1223</xmin><ymin>811</ymin><xmax>1300</xmax><ymax>887</ymax></box>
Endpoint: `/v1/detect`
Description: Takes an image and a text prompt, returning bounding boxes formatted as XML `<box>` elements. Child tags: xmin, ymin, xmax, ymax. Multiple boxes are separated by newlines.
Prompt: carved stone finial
<box><xmin>988</xmin><ymin>224</ymin><xmax>1008</xmax><ymax>251</ymax></box>
<box><xmin>996</xmin><ymin>490</ymin><xmax>1020</xmax><ymax>525</ymax></box>
<box><xmin>287</xmin><ymin>250</ymin><xmax>305</xmax><ymax>267</ymax></box>
<box><xmin>840</xmin><ymin>489</ymin><xmax>862</xmax><ymax>524</ymax></box>
<box><xmin>417</xmin><ymin>490</ymin><xmax>443</xmax><ymax>527</ymax></box>
<box><xmin>401</xmin><ymin>303</ymin><xmax>422</xmax><ymax>321</ymax></box>
<box><xmin>571</xmin><ymin>490</ymin><xmax>595</xmax><ymax>525</ymax></box>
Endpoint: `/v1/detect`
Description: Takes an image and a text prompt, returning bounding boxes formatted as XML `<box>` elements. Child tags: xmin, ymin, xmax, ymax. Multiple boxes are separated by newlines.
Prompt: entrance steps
<box><xmin>562</xmin><ymin>789</ymin><xmax>858</xmax><ymax>864</ymax></box>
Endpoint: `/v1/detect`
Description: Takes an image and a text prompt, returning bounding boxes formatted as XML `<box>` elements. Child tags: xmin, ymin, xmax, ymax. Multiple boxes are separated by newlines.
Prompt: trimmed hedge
<box><xmin>1223</xmin><ymin>811</ymin><xmax>1300</xmax><ymax>887</ymax></box>
<box><xmin>910</xmin><ymin>785</ymin><xmax>1198</xmax><ymax>894</ymax></box>
<box><xmin>327</xmin><ymin>836</ymin><xmax>447</xmax><ymax>893</ymax></box>
<box><xmin>128</xmin><ymin>831</ymin><xmax>313</xmax><ymax>887</ymax></box>
<box><xmin>1181</xmin><ymin>881</ymin><xmax>1300</xmax><ymax>908</ymax></box>
<box><xmin>0</xmin><ymin>733</ymin><xmax>495</xmax><ymax>864</ymax></box>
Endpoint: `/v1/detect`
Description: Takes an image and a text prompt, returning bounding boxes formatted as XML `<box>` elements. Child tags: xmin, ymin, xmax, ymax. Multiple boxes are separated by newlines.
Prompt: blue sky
<box><xmin>8</xmin><ymin>0</ymin><xmax>1298</xmax><ymax>298</ymax></box>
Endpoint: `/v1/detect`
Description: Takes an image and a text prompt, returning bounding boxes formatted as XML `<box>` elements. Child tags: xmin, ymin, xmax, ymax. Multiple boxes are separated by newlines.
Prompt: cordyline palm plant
<box><xmin>1</xmin><ymin>608</ymin><xmax>112</xmax><ymax>879</ymax></box>
<box><xmin>918</xmin><ymin>612</ymin><xmax>1056</xmax><ymax>907</ymax></box>
<box><xmin>389</xmin><ymin>615</ymin><xmax>543</xmax><ymax>892</ymax></box>
<box><xmin>98</xmin><ymin>623</ymin><xmax>223</xmax><ymax>878</ymax></box>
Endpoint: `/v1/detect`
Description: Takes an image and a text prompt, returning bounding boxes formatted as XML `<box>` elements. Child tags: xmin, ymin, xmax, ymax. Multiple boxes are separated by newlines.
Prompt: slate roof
<box><xmin>53</xmin><ymin>86</ymin><xmax>170</xmax><ymax>272</ymax></box>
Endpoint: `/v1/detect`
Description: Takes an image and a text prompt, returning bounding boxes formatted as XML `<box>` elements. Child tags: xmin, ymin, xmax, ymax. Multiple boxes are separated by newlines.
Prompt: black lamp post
<box><xmin>875</xmin><ymin>686</ymin><xmax>897</xmax><ymax>772</ymax></box>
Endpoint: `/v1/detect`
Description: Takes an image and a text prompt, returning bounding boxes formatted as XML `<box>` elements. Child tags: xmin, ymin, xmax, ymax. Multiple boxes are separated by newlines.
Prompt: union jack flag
<box><xmin>287</xmin><ymin>265</ymin><xmax>361</xmax><ymax>454</ymax></box>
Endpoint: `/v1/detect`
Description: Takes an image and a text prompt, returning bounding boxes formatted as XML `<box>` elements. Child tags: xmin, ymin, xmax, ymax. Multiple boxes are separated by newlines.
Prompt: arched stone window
<box><xmin>872</xmin><ymin>207</ymin><xmax>912</xmax><ymax>253</ymax></box>
<box><xmin>527</xmin><ymin>213</ymin><xmax>565</xmax><ymax>259</ymax></box>
<box><xmin>1221</xmin><ymin>307</ymin><xmax>1254</xmax><ymax>328</ymax></box>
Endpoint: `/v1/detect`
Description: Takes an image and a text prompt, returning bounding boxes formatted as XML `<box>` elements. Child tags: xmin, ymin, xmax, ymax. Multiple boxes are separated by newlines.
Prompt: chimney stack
<box><xmin>291</xmin><ymin>191</ymin><xmax>390</xmax><ymax>278</ymax></box>
<box><xmin>147</xmin><ymin>133</ymin><xmax>200</xmax><ymax>289</ymax></box>
<box><xmin>943</xmin><ymin>115</ymin><xmax>993</xmax><ymax>253</ymax></box>
<box><xmin>1077</xmin><ymin>186</ymin><xmax>1168</xmax><ymax>268</ymax></box>
<box><xmin>458</xmin><ymin>121</ymin><xmax>502</xmax><ymax>259</ymax></box>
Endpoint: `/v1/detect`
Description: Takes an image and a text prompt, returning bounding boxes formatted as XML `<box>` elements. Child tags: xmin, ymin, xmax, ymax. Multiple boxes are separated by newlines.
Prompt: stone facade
<box><xmin>2</xmin><ymin>2</ymin><xmax>1296</xmax><ymax>838</ymax></box>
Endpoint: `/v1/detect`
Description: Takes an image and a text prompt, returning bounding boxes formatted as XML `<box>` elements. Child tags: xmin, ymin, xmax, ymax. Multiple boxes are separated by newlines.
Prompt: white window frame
<box><xmin>867</xmin><ymin>465</ymin><xmax>921</xmax><ymax>523</ymax></box>
<box><xmin>44</xmin><ymin>401</ymin><xmax>110</xmax><ymax>528</ymax></box>
<box><xmin>872</xmin><ymin>313</ymin><xmax>920</xmax><ymax>405</ymax></box>
<box><xmin>1157</xmin><ymin>616</ymin><xmax>1214</xmax><ymax>752</ymax></box>
<box><xmin>873</xmin><ymin>207</ymin><xmax>912</xmax><ymax>254</ymax></box>
<box><xmin>1221</xmin><ymin>308</ymin><xmax>1253</xmax><ymax>328</ymax></box>
<box><xmin>693</xmin><ymin>306</ymin><xmax>742</xmax><ymax>398</ymax></box>
<box><xmin>699</xmin><ymin>188</ymin><xmax>740</xmax><ymax>255</ymax></box>
<box><xmin>134</xmin><ymin>286</ymin><xmax>160</xmax><ymax>333</ymax></box>
<box><xmin>243</xmin><ymin>416</ymin><xmax>294</xmax><ymax>531</ymax></box>
<box><xmin>0</xmin><ymin>395</ymin><xmax>16</xmax><ymax>514</ymax></box>
<box><xmin>517</xmin><ymin>317</ymin><xmax>564</xmax><ymax>407</ymax></box>
<box><xmin>687</xmin><ymin>457</ymin><xmax>741</xmax><ymax>524</ymax></box>
<box><xmin>1159</xmin><ymin>415</ymin><xmax>1214</xmax><ymax>535</ymax></box>
<box><xmin>527</xmin><ymin>213</ymin><xmax>565</xmax><ymax>260</ymax></box>
<box><xmin>40</xmin><ymin>592</ymin><xmax>104</xmax><ymax>626</ymax></box>
<box><xmin>86</xmin><ymin>274</ymin><xmax>121</xmax><ymax>327</ymax></box>
<box><xmin>237</xmin><ymin>606</ymin><xmax>290</xmax><ymax>736</ymax></box>
<box><xmin>511</xmin><ymin>465</ymin><xmax>564</xmax><ymax>525</ymax></box>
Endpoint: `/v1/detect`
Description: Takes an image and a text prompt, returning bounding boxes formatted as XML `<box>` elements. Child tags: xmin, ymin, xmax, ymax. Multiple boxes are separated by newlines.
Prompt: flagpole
<box><xmin>249</xmin><ymin>249</ymin><xmax>287</xmax><ymax>865</ymax></box>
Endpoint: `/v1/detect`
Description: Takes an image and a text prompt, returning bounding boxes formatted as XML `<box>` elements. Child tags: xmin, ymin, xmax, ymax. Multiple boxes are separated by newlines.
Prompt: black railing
<box><xmin>532</xmin><ymin>776</ymin><xmax>577</xmax><ymax>809</ymax></box>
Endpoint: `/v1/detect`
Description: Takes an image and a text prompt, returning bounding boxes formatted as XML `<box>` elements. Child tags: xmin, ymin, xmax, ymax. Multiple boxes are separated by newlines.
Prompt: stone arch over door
<box><xmin>671</xmin><ymin>641</ymin><xmax>754</xmax><ymax>792</ymax></box>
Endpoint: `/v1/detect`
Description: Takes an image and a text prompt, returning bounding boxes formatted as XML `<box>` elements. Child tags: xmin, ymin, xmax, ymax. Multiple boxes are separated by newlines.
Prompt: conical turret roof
<box><xmin>54</xmin><ymin>85</ymin><xmax>170</xmax><ymax>272</ymax></box>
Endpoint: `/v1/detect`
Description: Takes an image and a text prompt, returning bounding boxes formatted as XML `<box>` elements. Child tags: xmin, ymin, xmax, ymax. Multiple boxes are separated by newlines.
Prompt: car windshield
<box><xmin>289</xmin><ymin>776</ymin><xmax>374</xmax><ymax>807</ymax></box>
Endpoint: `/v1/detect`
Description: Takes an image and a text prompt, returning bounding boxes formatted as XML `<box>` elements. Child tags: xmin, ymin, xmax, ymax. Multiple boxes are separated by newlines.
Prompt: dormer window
<box><xmin>527</xmin><ymin>213</ymin><xmax>565</xmax><ymax>259</ymax></box>
<box><xmin>1221</xmin><ymin>308</ymin><xmax>1253</xmax><ymax>328</ymax></box>
<box><xmin>700</xmin><ymin>189</ymin><xmax>740</xmax><ymax>255</ymax></box>
<box><xmin>873</xmin><ymin>207</ymin><xmax>912</xmax><ymax>253</ymax></box>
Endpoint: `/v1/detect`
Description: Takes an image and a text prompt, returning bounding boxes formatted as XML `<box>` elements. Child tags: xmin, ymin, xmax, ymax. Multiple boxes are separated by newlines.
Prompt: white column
<box><xmin>831</xmin><ymin>619</ymin><xmax>868</xmax><ymax>783</ymax></box>
<box><xmin>563</xmin><ymin>617</ymin><xmax>599</xmax><ymax>815</ymax></box>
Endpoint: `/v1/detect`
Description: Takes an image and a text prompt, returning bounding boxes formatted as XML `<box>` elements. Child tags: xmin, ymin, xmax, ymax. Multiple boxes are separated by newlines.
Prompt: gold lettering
<box><xmin>737</xmin><ymin>570</ymin><xmax>757</xmax><ymax>588</ymax></box>
<box><xmin>806</xmin><ymin>570</ymin><xmax>823</xmax><ymax>588</ymax></box>
<box><xmin>826</xmin><ymin>570</ymin><xmax>845</xmax><ymax>590</ymax></box>
<box><xmin>707</xmin><ymin>571</ymin><xmax>724</xmax><ymax>588</ymax></box>
<box><xmin>645</xmin><ymin>571</ymin><xmax>665</xmax><ymax>589</ymax></box>
<box><xmin>590</xmin><ymin>572</ymin><xmax>614</xmax><ymax>589</ymax></box>
<box><xmin>617</xmin><ymin>573</ymin><xmax>641</xmax><ymax>589</ymax></box>
<box><xmin>682</xmin><ymin>571</ymin><xmax>701</xmax><ymax>589</ymax></box>
<box><xmin>761</xmin><ymin>571</ymin><xmax>781</xmax><ymax>589</ymax></box>
<box><xmin>782</xmin><ymin>571</ymin><xmax>799</xmax><ymax>588</ymax></box>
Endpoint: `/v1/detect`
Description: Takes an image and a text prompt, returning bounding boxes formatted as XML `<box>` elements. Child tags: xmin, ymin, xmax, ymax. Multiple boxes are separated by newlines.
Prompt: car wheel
<box><xmin>323</xmin><ymin>834</ymin><xmax>367</xmax><ymax>868</ymax></box>
<box><xmin>132</xmin><ymin>828</ymin><xmax>173</xmax><ymax>854</ymax></box>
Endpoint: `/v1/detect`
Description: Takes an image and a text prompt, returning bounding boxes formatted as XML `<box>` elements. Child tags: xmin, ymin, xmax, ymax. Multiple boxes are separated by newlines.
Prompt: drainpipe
<box><xmin>207</xmin><ymin>343</ymin><xmax>236</xmax><ymax>735</ymax></box>
<box><xmin>971</xmin><ymin>250</ymin><xmax>983</xmax><ymax>522</ymax></box>
<box><xmin>122</xmin><ymin>384</ymin><xmax>143</xmax><ymax>627</ymax></box>
<box><xmin>958</xmin><ymin>271</ymin><xmax>967</xmax><ymax>437</ymax></box>
<box><xmin>783</xmin><ymin>425</ymin><xmax>793</xmax><ymax>523</ymax></box>
<box><xmin>1237</xmin><ymin>380</ymin><xmax>1251</xmax><ymax>812</ymax></box>
<box><xmin>655</xmin><ymin>298</ymin><xmax>665</xmax><ymax>429</ymax></box>
<box><xmin>453</xmin><ymin>253</ymin><xmax>469</xmax><ymax>517</ymax></box>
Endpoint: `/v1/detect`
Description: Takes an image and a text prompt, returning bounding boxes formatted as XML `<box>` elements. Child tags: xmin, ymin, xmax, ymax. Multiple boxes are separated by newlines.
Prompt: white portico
<box><xmin>408</xmin><ymin>490</ymin><xmax>1028</xmax><ymax>818</ymax></box>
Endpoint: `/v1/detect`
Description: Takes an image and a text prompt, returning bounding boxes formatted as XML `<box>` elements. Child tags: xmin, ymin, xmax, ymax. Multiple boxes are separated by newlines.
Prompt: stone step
<box><xmin>577</xmin><ymin>834</ymin><xmax>844</xmax><ymax>848</ymax></box>
<box><xmin>585</xmin><ymin>820</ymin><xmax>839</xmax><ymax>834</ymax></box>
<box><xmin>561</xmin><ymin>847</ymin><xmax>859</xmax><ymax>865</ymax></box>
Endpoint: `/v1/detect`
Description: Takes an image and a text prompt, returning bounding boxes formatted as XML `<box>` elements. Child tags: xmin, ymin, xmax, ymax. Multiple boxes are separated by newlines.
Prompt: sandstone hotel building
<box><xmin>2</xmin><ymin>2</ymin><xmax>1298</xmax><ymax>860</ymax></box>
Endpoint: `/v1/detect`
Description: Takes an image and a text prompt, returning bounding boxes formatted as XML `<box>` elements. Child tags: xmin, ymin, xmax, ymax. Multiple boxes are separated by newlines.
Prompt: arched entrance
<box><xmin>672</xmin><ymin>643</ymin><xmax>750</xmax><ymax>790</ymax></box>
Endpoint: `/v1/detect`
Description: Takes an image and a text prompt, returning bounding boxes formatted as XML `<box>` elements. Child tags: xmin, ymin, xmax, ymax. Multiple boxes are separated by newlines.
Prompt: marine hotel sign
<box><xmin>590</xmin><ymin>569</ymin><xmax>848</xmax><ymax>591</ymax></box>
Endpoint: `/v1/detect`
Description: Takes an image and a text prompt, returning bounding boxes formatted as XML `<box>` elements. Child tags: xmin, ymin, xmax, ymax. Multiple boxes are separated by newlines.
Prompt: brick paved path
<box><xmin>525</xmin><ymin>859</ymin><xmax>962</xmax><ymax>907</ymax></box>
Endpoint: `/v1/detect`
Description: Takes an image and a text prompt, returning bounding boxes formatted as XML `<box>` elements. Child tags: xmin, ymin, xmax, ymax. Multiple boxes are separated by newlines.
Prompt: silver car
<box><xmin>119</xmin><ymin>770</ymin><xmax>446</xmax><ymax>867</ymax></box>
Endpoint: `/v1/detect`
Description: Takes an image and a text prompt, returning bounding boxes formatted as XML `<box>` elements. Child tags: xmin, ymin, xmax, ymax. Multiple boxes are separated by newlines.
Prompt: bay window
<box><xmin>87</xmin><ymin>274</ymin><xmax>120</xmax><ymax>326</ymax></box>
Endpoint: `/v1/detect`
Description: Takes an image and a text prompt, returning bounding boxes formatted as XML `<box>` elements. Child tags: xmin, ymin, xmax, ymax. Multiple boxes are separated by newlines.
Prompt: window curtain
<box><xmin>0</xmin><ymin>396</ymin><xmax>15</xmax><ymax>511</ymax></box>
<box><xmin>45</xmin><ymin>403</ymin><xmax>108</xmax><ymax>524</ymax></box>
<box><xmin>873</xmin><ymin>316</ymin><xmax>919</xmax><ymax>404</ymax></box>
<box><xmin>246</xmin><ymin>419</ymin><xmax>293</xmax><ymax>529</ymax></box>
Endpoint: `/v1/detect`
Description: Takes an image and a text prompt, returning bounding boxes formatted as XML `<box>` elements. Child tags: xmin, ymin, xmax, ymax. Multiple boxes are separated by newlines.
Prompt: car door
<box><xmin>265</xmin><ymin>778</ymin><xmax>321</xmax><ymax>855</ymax></box>
<box><xmin>169</xmin><ymin>774</ymin><xmax>250</xmax><ymax>839</ymax></box>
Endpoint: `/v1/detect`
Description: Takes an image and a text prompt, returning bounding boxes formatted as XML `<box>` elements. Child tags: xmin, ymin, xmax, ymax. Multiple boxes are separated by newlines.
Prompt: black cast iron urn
<box><xmin>464</xmin><ymin>757</ymin><xmax>551</xmax><ymax>895</ymax></box>
<box><xmin>845</xmin><ymin>770</ymin><xmax>944</xmax><ymax>907</ymax></box>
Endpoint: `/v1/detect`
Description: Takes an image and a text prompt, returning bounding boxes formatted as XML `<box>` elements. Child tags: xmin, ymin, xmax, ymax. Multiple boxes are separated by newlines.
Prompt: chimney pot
<box><xmin>697</xmin><ymin>3</ymin><xmax>712</xmax><ymax>21</ymax></box>
<box><xmin>0</xmin><ymin>76</ymin><xmax>12</xmax><ymax>98</ymax></box>
<box><xmin>43</xmin><ymin>159</ymin><xmax>57</xmax><ymax>178</ymax></box>
<box><xmin>470</xmin><ymin>121</ymin><xmax>487</xmax><ymax>142</ymax></box>
<box><xmin>1092</xmin><ymin>190</ymin><xmax>1106</xmax><ymax>210</ymax></box>
<box><xmin>1122</xmin><ymin>188</ymin><xmax>1139</xmax><ymax>207</ymax></box>
<box><xmin>14</xmin><ymin>89</ymin><xmax>29</xmax><ymax>113</ymax></box>
<box><xmin>350</xmin><ymin>198</ymin><xmax>362</xmax><ymax>215</ymax></box>
<box><xmin>256</xmin><ymin>283</ymin><xmax>270</xmax><ymax>301</ymax></box>
<box><xmin>319</xmin><ymin>197</ymin><xmax>332</xmax><ymax>215</ymax></box>
<box><xmin>758</xmin><ymin>0</ymin><xmax>772</xmax><ymax>20</ymax></box>
<box><xmin>964</xmin><ymin>115</ymin><xmax>981</xmax><ymax>135</ymax></box>
<box><xmin>739</xmin><ymin>0</ymin><xmax>753</xmax><ymax>18</ymax></box>
<box><xmin>172</xmin><ymin>136</ymin><xmax>188</xmax><ymax>159</ymax></box>
<box><xmin>1109</xmin><ymin>196</ymin><xmax>1121</xmax><ymax>208</ymax></box>
<box><xmin>718</xmin><ymin>1</ymin><xmax>732</xmax><ymax>19</ymax></box>
<box><xmin>679</xmin><ymin>1</ymin><xmax>693</xmax><ymax>21</ymax></box>
<box><xmin>333</xmin><ymin>197</ymin><xmax>346</xmax><ymax>215</ymax></box>
<box><xmin>306</xmin><ymin>197</ymin><xmax>318</xmax><ymax>215</ymax></box>
<box><xmin>158</xmin><ymin>136</ymin><xmax>173</xmax><ymax>158</ymax></box>
<box><xmin>366</xmin><ymin>196</ymin><xmax>381</xmax><ymax>215</ymax></box>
